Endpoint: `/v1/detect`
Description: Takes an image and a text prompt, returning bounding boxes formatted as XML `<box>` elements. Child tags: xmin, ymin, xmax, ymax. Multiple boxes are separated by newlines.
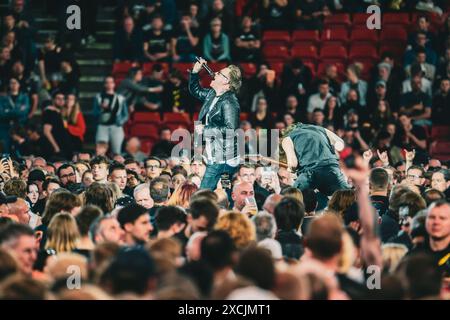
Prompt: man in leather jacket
<box><xmin>189</xmin><ymin>58</ymin><xmax>242</xmax><ymax>190</ymax></box>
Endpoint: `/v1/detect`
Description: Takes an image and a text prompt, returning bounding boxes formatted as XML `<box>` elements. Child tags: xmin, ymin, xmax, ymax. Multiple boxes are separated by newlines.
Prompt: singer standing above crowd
<box><xmin>188</xmin><ymin>58</ymin><xmax>242</xmax><ymax>190</ymax></box>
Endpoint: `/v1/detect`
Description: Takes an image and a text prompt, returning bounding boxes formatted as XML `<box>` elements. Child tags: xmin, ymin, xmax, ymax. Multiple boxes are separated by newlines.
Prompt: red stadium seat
<box><xmin>133</xmin><ymin>112</ymin><xmax>161</xmax><ymax>124</ymax></box>
<box><xmin>430</xmin><ymin>141</ymin><xmax>450</xmax><ymax>161</ymax></box>
<box><xmin>140</xmin><ymin>139</ymin><xmax>155</xmax><ymax>155</ymax></box>
<box><xmin>431</xmin><ymin>126</ymin><xmax>450</xmax><ymax>141</ymax></box>
<box><xmin>192</xmin><ymin>112</ymin><xmax>200</xmax><ymax>121</ymax></box>
<box><xmin>263</xmin><ymin>45</ymin><xmax>289</xmax><ymax>61</ymax></box>
<box><xmin>129</xmin><ymin>124</ymin><xmax>159</xmax><ymax>139</ymax></box>
<box><xmin>142</xmin><ymin>62</ymin><xmax>169</xmax><ymax>76</ymax></box>
<box><xmin>292</xmin><ymin>30</ymin><xmax>319</xmax><ymax>45</ymax></box>
<box><xmin>262</xmin><ymin>31</ymin><xmax>291</xmax><ymax>45</ymax></box>
<box><xmin>350</xmin><ymin>28</ymin><xmax>379</xmax><ymax>44</ymax></box>
<box><xmin>112</xmin><ymin>62</ymin><xmax>133</xmax><ymax>77</ymax></box>
<box><xmin>166</xmin><ymin>123</ymin><xmax>190</xmax><ymax>131</ymax></box>
<box><xmin>380</xmin><ymin>27</ymin><xmax>408</xmax><ymax>44</ymax></box>
<box><xmin>352</xmin><ymin>13</ymin><xmax>371</xmax><ymax>25</ymax></box>
<box><xmin>240</xmin><ymin>112</ymin><xmax>249</xmax><ymax>121</ymax></box>
<box><xmin>303</xmin><ymin>61</ymin><xmax>316</xmax><ymax>78</ymax></box>
<box><xmin>268</xmin><ymin>61</ymin><xmax>285</xmax><ymax>77</ymax></box>
<box><xmin>320</xmin><ymin>45</ymin><xmax>347</xmax><ymax>60</ymax></box>
<box><xmin>209</xmin><ymin>62</ymin><xmax>227</xmax><ymax>73</ymax></box>
<box><xmin>171</xmin><ymin>63</ymin><xmax>192</xmax><ymax>79</ymax></box>
<box><xmin>349</xmin><ymin>44</ymin><xmax>378</xmax><ymax>61</ymax></box>
<box><xmin>163</xmin><ymin>112</ymin><xmax>192</xmax><ymax>128</ymax></box>
<box><xmin>321</xmin><ymin>28</ymin><xmax>349</xmax><ymax>45</ymax></box>
<box><xmin>291</xmin><ymin>44</ymin><xmax>318</xmax><ymax>61</ymax></box>
<box><xmin>379</xmin><ymin>43</ymin><xmax>406</xmax><ymax>63</ymax></box>
<box><xmin>324</xmin><ymin>14</ymin><xmax>351</xmax><ymax>27</ymax></box>
<box><xmin>383</xmin><ymin>13</ymin><xmax>410</xmax><ymax>26</ymax></box>
<box><xmin>239</xmin><ymin>63</ymin><xmax>257</xmax><ymax>78</ymax></box>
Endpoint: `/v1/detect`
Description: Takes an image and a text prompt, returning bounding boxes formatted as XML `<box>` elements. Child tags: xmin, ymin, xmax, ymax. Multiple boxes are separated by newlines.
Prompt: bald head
<box><xmin>263</xmin><ymin>194</ymin><xmax>283</xmax><ymax>214</ymax></box>
<box><xmin>8</xmin><ymin>198</ymin><xmax>30</xmax><ymax>225</ymax></box>
<box><xmin>232</xmin><ymin>182</ymin><xmax>254</xmax><ymax>211</ymax></box>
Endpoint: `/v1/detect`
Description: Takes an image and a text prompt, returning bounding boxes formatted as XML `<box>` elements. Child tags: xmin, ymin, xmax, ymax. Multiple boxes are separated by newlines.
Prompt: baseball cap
<box><xmin>0</xmin><ymin>192</ymin><xmax>17</xmax><ymax>205</ymax></box>
<box><xmin>376</xmin><ymin>80</ymin><xmax>386</xmax><ymax>88</ymax></box>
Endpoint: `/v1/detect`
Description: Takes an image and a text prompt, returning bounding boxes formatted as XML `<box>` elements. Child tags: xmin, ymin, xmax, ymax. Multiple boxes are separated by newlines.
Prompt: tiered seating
<box><xmin>430</xmin><ymin>126</ymin><xmax>450</xmax><ymax>161</ymax></box>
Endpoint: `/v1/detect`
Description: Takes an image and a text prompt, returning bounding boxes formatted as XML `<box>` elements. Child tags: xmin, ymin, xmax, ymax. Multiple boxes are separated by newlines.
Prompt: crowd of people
<box><xmin>0</xmin><ymin>0</ymin><xmax>449</xmax><ymax>300</ymax></box>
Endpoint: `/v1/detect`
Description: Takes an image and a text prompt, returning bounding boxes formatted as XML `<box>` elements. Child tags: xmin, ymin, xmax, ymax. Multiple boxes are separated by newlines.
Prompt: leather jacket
<box><xmin>189</xmin><ymin>72</ymin><xmax>240</xmax><ymax>164</ymax></box>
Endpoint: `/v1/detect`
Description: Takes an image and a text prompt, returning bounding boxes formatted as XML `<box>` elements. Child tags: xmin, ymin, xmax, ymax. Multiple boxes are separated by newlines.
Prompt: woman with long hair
<box><xmin>370</xmin><ymin>99</ymin><xmax>394</xmax><ymax>133</ymax></box>
<box><xmin>63</xmin><ymin>93</ymin><xmax>86</xmax><ymax>152</ymax></box>
<box><xmin>45</xmin><ymin>212</ymin><xmax>80</xmax><ymax>253</ymax></box>
<box><xmin>167</xmin><ymin>182</ymin><xmax>198</xmax><ymax>209</ymax></box>
<box><xmin>323</xmin><ymin>95</ymin><xmax>343</xmax><ymax>128</ymax></box>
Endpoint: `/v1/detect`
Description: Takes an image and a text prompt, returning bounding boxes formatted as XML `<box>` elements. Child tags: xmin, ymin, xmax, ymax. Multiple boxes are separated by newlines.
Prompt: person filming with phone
<box><xmin>189</xmin><ymin>57</ymin><xmax>242</xmax><ymax>190</ymax></box>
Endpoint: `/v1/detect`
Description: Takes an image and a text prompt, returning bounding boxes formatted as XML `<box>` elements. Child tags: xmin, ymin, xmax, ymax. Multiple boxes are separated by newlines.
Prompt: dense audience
<box><xmin>0</xmin><ymin>0</ymin><xmax>449</xmax><ymax>300</ymax></box>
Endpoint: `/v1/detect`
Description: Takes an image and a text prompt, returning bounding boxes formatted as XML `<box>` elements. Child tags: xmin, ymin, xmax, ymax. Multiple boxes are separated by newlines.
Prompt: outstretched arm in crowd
<box><xmin>344</xmin><ymin>157</ymin><xmax>383</xmax><ymax>269</ymax></box>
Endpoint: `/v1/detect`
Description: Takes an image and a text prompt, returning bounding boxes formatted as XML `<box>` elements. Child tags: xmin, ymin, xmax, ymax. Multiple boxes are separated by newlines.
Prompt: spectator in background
<box><xmin>118</xmin><ymin>67</ymin><xmax>158</xmax><ymax>113</ymax></box>
<box><xmin>63</xmin><ymin>94</ymin><xmax>85</xmax><ymax>153</ymax></box>
<box><xmin>117</xmin><ymin>203</ymin><xmax>153</xmax><ymax>246</ymax></box>
<box><xmin>139</xmin><ymin>64</ymin><xmax>164</xmax><ymax>112</ymax></box>
<box><xmin>405</xmin><ymin>47</ymin><xmax>435</xmax><ymax>82</ymax></box>
<box><xmin>307</xmin><ymin>79</ymin><xmax>332</xmax><ymax>122</ymax></box>
<box><xmin>432</xmin><ymin>77</ymin><xmax>450</xmax><ymax>126</ymax></box>
<box><xmin>93</xmin><ymin>76</ymin><xmax>129</xmax><ymax>156</ymax></box>
<box><xmin>203</xmin><ymin>18</ymin><xmax>230</xmax><ymax>63</ymax></box>
<box><xmin>408</xmin><ymin>14</ymin><xmax>436</xmax><ymax>49</ymax></box>
<box><xmin>163</xmin><ymin>68</ymin><xmax>193</xmax><ymax>113</ymax></box>
<box><xmin>202</xmin><ymin>0</ymin><xmax>234</xmax><ymax>35</ymax></box>
<box><xmin>151</xmin><ymin>128</ymin><xmax>175</xmax><ymax>159</ymax></box>
<box><xmin>171</xmin><ymin>12</ymin><xmax>199</xmax><ymax>63</ymax></box>
<box><xmin>281</xmin><ymin>59</ymin><xmax>313</xmax><ymax>105</ymax></box>
<box><xmin>143</xmin><ymin>15</ymin><xmax>171</xmax><ymax>62</ymax></box>
<box><xmin>123</xmin><ymin>137</ymin><xmax>147</xmax><ymax>163</ymax></box>
<box><xmin>261</xmin><ymin>0</ymin><xmax>292</xmax><ymax>30</ymax></box>
<box><xmin>340</xmin><ymin>63</ymin><xmax>368</xmax><ymax>108</ymax></box>
<box><xmin>233</xmin><ymin>16</ymin><xmax>260</xmax><ymax>63</ymax></box>
<box><xmin>38</xmin><ymin>35</ymin><xmax>65</xmax><ymax>92</ymax></box>
<box><xmin>404</xmin><ymin>31</ymin><xmax>438</xmax><ymax>66</ymax></box>
<box><xmin>9</xmin><ymin>60</ymin><xmax>38</xmax><ymax>119</ymax></box>
<box><xmin>0</xmin><ymin>46</ymin><xmax>12</xmax><ymax>91</ymax></box>
<box><xmin>42</xmin><ymin>92</ymin><xmax>71</xmax><ymax>159</ymax></box>
<box><xmin>59</xmin><ymin>58</ymin><xmax>80</xmax><ymax>96</ymax></box>
<box><xmin>0</xmin><ymin>77</ymin><xmax>29</xmax><ymax>153</ymax></box>
<box><xmin>249</xmin><ymin>97</ymin><xmax>273</xmax><ymax>130</ymax></box>
<box><xmin>293</xmin><ymin>0</ymin><xmax>330</xmax><ymax>30</ymax></box>
<box><xmin>113</xmin><ymin>17</ymin><xmax>143</xmax><ymax>63</ymax></box>
<box><xmin>400</xmin><ymin>72</ymin><xmax>432</xmax><ymax>125</ymax></box>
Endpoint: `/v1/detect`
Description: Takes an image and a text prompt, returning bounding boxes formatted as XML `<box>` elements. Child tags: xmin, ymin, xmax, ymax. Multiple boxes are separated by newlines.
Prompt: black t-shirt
<box><xmin>235</xmin><ymin>28</ymin><xmax>260</xmax><ymax>61</ymax></box>
<box><xmin>400</xmin><ymin>91</ymin><xmax>431</xmax><ymax>116</ymax></box>
<box><xmin>411</xmin><ymin>241</ymin><xmax>450</xmax><ymax>276</ymax></box>
<box><xmin>42</xmin><ymin>107</ymin><xmax>68</xmax><ymax>151</ymax></box>
<box><xmin>98</xmin><ymin>93</ymin><xmax>119</xmax><ymax>125</ymax></box>
<box><xmin>144</xmin><ymin>30</ymin><xmax>170</xmax><ymax>55</ymax></box>
<box><xmin>393</xmin><ymin>125</ymin><xmax>427</xmax><ymax>150</ymax></box>
<box><xmin>38</xmin><ymin>46</ymin><xmax>64</xmax><ymax>75</ymax></box>
<box><xmin>173</xmin><ymin>27</ymin><xmax>199</xmax><ymax>55</ymax></box>
<box><xmin>370</xmin><ymin>195</ymin><xmax>389</xmax><ymax>217</ymax></box>
<box><xmin>210</xmin><ymin>34</ymin><xmax>225</xmax><ymax>61</ymax></box>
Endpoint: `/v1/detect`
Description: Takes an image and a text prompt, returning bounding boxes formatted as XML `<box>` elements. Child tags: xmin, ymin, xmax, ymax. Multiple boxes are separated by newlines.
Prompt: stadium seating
<box><xmin>324</xmin><ymin>13</ymin><xmax>351</xmax><ymax>28</ymax></box>
<box><xmin>350</xmin><ymin>27</ymin><xmax>379</xmax><ymax>45</ymax></box>
<box><xmin>291</xmin><ymin>30</ymin><xmax>320</xmax><ymax>45</ymax></box>
<box><xmin>321</xmin><ymin>28</ymin><xmax>349</xmax><ymax>45</ymax></box>
<box><xmin>133</xmin><ymin>112</ymin><xmax>161</xmax><ymax>125</ymax></box>
<box><xmin>262</xmin><ymin>31</ymin><xmax>291</xmax><ymax>46</ymax></box>
<box><xmin>382</xmin><ymin>13</ymin><xmax>410</xmax><ymax>27</ymax></box>
<box><xmin>291</xmin><ymin>44</ymin><xmax>318</xmax><ymax>61</ymax></box>
<box><xmin>239</xmin><ymin>63</ymin><xmax>257</xmax><ymax>78</ymax></box>
<box><xmin>263</xmin><ymin>45</ymin><xmax>290</xmax><ymax>61</ymax></box>
<box><xmin>320</xmin><ymin>45</ymin><xmax>347</xmax><ymax>61</ymax></box>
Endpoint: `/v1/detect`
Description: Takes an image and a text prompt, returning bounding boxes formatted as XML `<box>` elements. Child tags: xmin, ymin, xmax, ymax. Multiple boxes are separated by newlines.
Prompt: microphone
<box><xmin>195</xmin><ymin>56</ymin><xmax>215</xmax><ymax>78</ymax></box>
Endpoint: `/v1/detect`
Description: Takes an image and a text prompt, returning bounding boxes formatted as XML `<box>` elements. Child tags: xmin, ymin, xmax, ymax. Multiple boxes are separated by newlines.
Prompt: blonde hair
<box><xmin>45</xmin><ymin>212</ymin><xmax>80</xmax><ymax>253</ymax></box>
<box><xmin>382</xmin><ymin>243</ymin><xmax>408</xmax><ymax>273</ymax></box>
<box><xmin>228</xmin><ymin>65</ymin><xmax>242</xmax><ymax>93</ymax></box>
<box><xmin>215</xmin><ymin>211</ymin><xmax>256</xmax><ymax>249</ymax></box>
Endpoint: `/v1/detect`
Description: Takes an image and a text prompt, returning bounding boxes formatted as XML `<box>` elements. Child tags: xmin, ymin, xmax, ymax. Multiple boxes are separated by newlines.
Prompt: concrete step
<box><xmin>35</xmin><ymin>17</ymin><xmax>116</xmax><ymax>30</ymax></box>
<box><xmin>36</xmin><ymin>29</ymin><xmax>115</xmax><ymax>43</ymax></box>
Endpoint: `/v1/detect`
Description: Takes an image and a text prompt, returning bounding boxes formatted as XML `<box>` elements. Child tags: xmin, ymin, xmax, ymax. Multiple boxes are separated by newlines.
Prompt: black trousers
<box><xmin>294</xmin><ymin>163</ymin><xmax>350</xmax><ymax>196</ymax></box>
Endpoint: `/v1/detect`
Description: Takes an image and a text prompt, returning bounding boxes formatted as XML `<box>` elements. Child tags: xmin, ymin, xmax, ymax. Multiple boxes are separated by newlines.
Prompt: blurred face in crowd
<box><xmin>440</xmin><ymin>79</ymin><xmax>450</xmax><ymax>94</ymax></box>
<box><xmin>145</xmin><ymin>159</ymin><xmax>162</xmax><ymax>179</ymax></box>
<box><xmin>172</xmin><ymin>174</ymin><xmax>186</xmax><ymax>190</ymax></box>
<box><xmin>109</xmin><ymin>169</ymin><xmax>127</xmax><ymax>191</ymax></box>
<box><xmin>239</xmin><ymin>167</ymin><xmax>256</xmax><ymax>185</ymax></box>
<box><xmin>32</xmin><ymin>158</ymin><xmax>46</xmax><ymax>169</ymax></box>
<box><xmin>151</xmin><ymin>17</ymin><xmax>163</xmax><ymax>31</ymax></box>
<box><xmin>45</xmin><ymin>182</ymin><xmax>60</xmax><ymax>197</ymax></box>
<box><xmin>242</xmin><ymin>16</ymin><xmax>252</xmax><ymax>29</ymax></box>
<box><xmin>4</xmin><ymin>234</ymin><xmax>37</xmax><ymax>276</ymax></box>
<box><xmin>125</xmin><ymin>162</ymin><xmax>141</xmax><ymax>175</ymax></box>
<box><xmin>82</xmin><ymin>171</ymin><xmax>94</xmax><ymax>187</ymax></box>
<box><xmin>210</xmin><ymin>19</ymin><xmax>222</xmax><ymax>34</ymax></box>
<box><xmin>431</xmin><ymin>172</ymin><xmax>449</xmax><ymax>192</ymax></box>
<box><xmin>53</xmin><ymin>93</ymin><xmax>65</xmax><ymax>108</ymax></box>
<box><xmin>27</xmin><ymin>184</ymin><xmax>39</xmax><ymax>205</ymax></box>
<box><xmin>319</xmin><ymin>83</ymin><xmax>329</xmax><ymax>97</ymax></box>
<box><xmin>0</xmin><ymin>47</ymin><xmax>10</xmax><ymax>61</ymax></box>
<box><xmin>160</xmin><ymin>129</ymin><xmax>171</xmax><ymax>141</ymax></box>
<box><xmin>232</xmin><ymin>182</ymin><xmax>255</xmax><ymax>211</ymax></box>
<box><xmin>134</xmin><ymin>187</ymin><xmax>153</xmax><ymax>209</ymax></box>
<box><xmin>127</xmin><ymin>172</ymin><xmax>140</xmax><ymax>188</ymax></box>
<box><xmin>8</xmin><ymin>199</ymin><xmax>30</xmax><ymax>225</ymax></box>
<box><xmin>59</xmin><ymin>166</ymin><xmax>77</xmax><ymax>186</ymax></box>
<box><xmin>278</xmin><ymin>167</ymin><xmax>294</xmax><ymax>186</ymax></box>
<box><xmin>3</xmin><ymin>15</ymin><xmax>15</xmax><ymax>29</ymax></box>
<box><xmin>399</xmin><ymin>114</ymin><xmax>411</xmax><ymax>127</ymax></box>
<box><xmin>284</xmin><ymin>114</ymin><xmax>295</xmax><ymax>127</ymax></box>
<box><xmin>126</xmin><ymin>137</ymin><xmax>141</xmax><ymax>154</ymax></box>
<box><xmin>378</xmin><ymin>100</ymin><xmax>387</xmax><ymax>113</ymax></box>
<box><xmin>124</xmin><ymin>213</ymin><xmax>153</xmax><ymax>244</ymax></box>
<box><xmin>418</xmin><ymin>17</ymin><xmax>429</xmax><ymax>31</ymax></box>
<box><xmin>123</xmin><ymin>17</ymin><xmax>134</xmax><ymax>33</ymax></box>
<box><xmin>417</xmin><ymin>52</ymin><xmax>426</xmax><ymax>64</ymax></box>
<box><xmin>326</xmin><ymin>65</ymin><xmax>337</xmax><ymax>79</ymax></box>
<box><xmin>426</xmin><ymin>203</ymin><xmax>450</xmax><ymax>241</ymax></box>
<box><xmin>75</xmin><ymin>162</ymin><xmax>89</xmax><ymax>178</ymax></box>
<box><xmin>411</xmin><ymin>75</ymin><xmax>422</xmax><ymax>92</ymax></box>
<box><xmin>104</xmin><ymin>77</ymin><xmax>115</xmax><ymax>92</ymax></box>
<box><xmin>256</xmin><ymin>98</ymin><xmax>268</xmax><ymax>113</ymax></box>
<box><xmin>95</xmin><ymin>217</ymin><xmax>124</xmax><ymax>244</ymax></box>
<box><xmin>9</xmin><ymin>78</ymin><xmax>20</xmax><ymax>94</ymax></box>
<box><xmin>190</xmin><ymin>160</ymin><xmax>205</xmax><ymax>178</ymax></box>
<box><xmin>92</xmin><ymin>163</ymin><xmax>108</xmax><ymax>182</ymax></box>
<box><xmin>416</xmin><ymin>33</ymin><xmax>427</xmax><ymax>47</ymax></box>
<box><xmin>406</xmin><ymin>168</ymin><xmax>425</xmax><ymax>187</ymax></box>
<box><xmin>313</xmin><ymin>110</ymin><xmax>325</xmax><ymax>125</ymax></box>
<box><xmin>286</xmin><ymin>95</ymin><xmax>298</xmax><ymax>109</ymax></box>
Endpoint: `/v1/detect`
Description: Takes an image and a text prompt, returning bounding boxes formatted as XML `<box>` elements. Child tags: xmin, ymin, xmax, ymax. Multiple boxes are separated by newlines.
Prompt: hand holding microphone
<box><xmin>192</xmin><ymin>56</ymin><xmax>214</xmax><ymax>77</ymax></box>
